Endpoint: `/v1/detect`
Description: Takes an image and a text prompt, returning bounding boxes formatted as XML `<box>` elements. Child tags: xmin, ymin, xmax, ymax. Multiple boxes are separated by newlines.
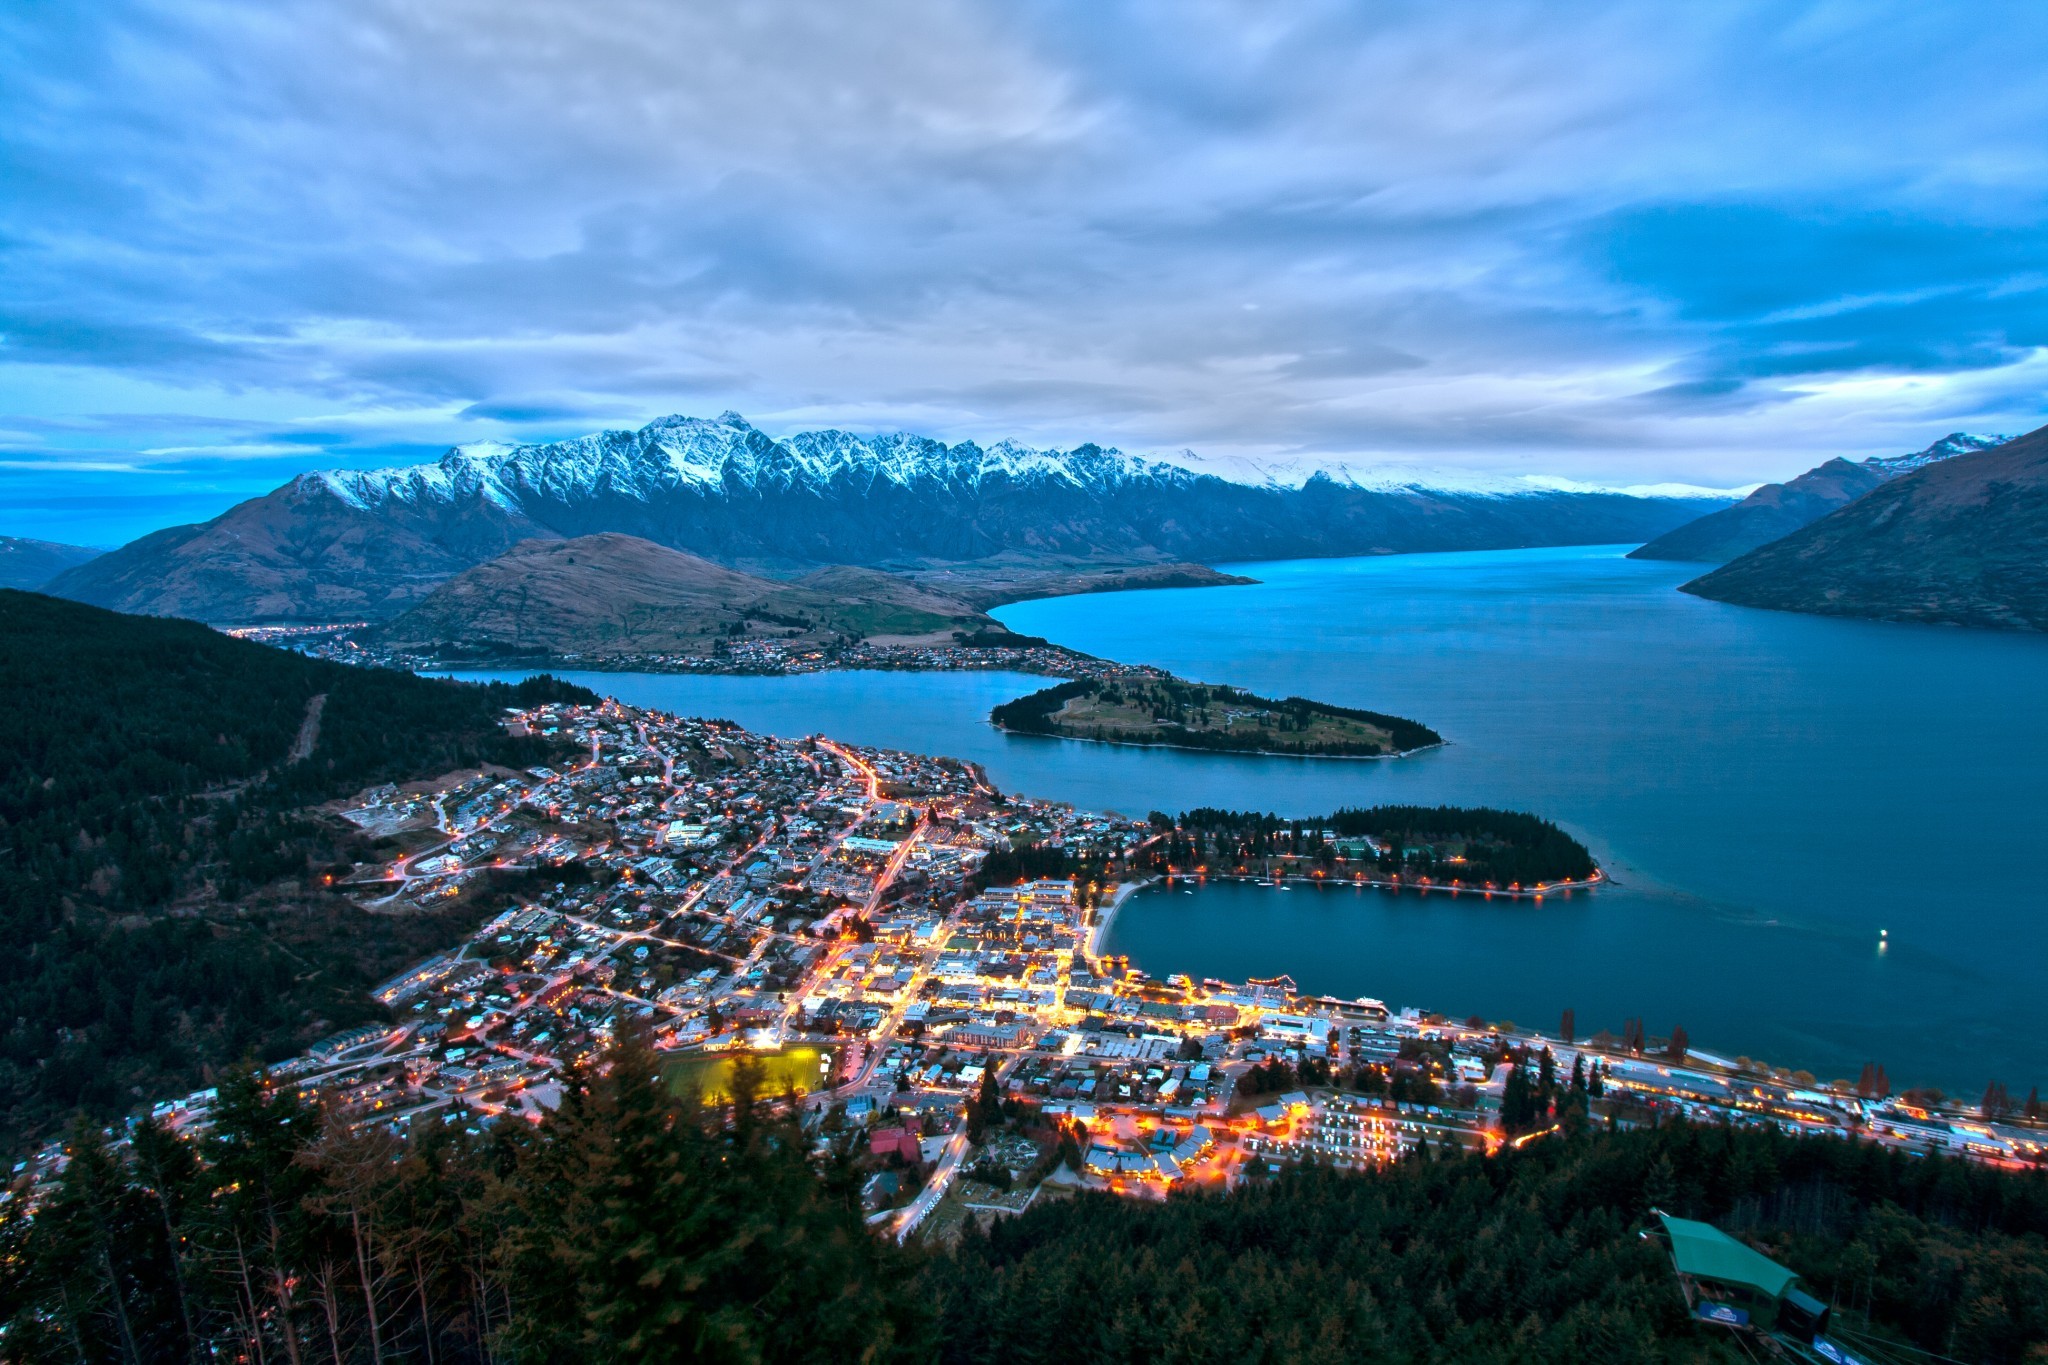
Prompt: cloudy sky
<box><xmin>5</xmin><ymin>0</ymin><xmax>2048</xmax><ymax>544</ymax></box>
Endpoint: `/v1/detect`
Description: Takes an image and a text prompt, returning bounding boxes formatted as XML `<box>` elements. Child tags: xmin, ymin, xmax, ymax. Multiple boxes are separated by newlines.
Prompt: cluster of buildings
<box><xmin>297</xmin><ymin>630</ymin><xmax>1175</xmax><ymax>686</ymax></box>
<box><xmin>41</xmin><ymin>698</ymin><xmax>2043</xmax><ymax>1239</ymax></box>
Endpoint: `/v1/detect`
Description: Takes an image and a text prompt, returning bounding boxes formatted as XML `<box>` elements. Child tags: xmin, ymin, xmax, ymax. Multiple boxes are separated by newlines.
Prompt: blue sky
<box><xmin>5</xmin><ymin>0</ymin><xmax>2048</xmax><ymax>545</ymax></box>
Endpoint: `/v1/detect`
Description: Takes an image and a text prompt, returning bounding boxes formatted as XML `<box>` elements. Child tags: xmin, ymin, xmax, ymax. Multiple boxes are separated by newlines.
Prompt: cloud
<box><xmin>3</xmin><ymin>0</ymin><xmax>2048</xmax><ymax>543</ymax></box>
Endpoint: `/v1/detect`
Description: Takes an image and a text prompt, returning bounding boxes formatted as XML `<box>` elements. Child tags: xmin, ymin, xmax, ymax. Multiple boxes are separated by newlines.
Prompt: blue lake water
<box><xmin>454</xmin><ymin>544</ymin><xmax>2048</xmax><ymax>1094</ymax></box>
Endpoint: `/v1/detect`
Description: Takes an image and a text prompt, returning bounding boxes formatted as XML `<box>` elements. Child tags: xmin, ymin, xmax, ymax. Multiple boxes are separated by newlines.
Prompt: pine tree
<box><xmin>968</xmin><ymin>1062</ymin><xmax>1002</xmax><ymax>1144</ymax></box>
<box><xmin>127</xmin><ymin>1117</ymin><xmax>203</xmax><ymax>1363</ymax></box>
<box><xmin>1501</xmin><ymin>1065</ymin><xmax>1534</xmax><ymax>1135</ymax></box>
<box><xmin>200</xmin><ymin>1070</ymin><xmax>322</xmax><ymax>1364</ymax></box>
<box><xmin>1666</xmin><ymin>1025</ymin><xmax>1689</xmax><ymax>1061</ymax></box>
<box><xmin>1642</xmin><ymin>1154</ymin><xmax>1678</xmax><ymax>1213</ymax></box>
<box><xmin>32</xmin><ymin>1123</ymin><xmax>149</xmax><ymax>1365</ymax></box>
<box><xmin>1057</xmin><ymin>1123</ymin><xmax>1083</xmax><ymax>1172</ymax></box>
<box><xmin>499</xmin><ymin>1031</ymin><xmax>928</xmax><ymax>1362</ymax></box>
<box><xmin>1559</xmin><ymin>1008</ymin><xmax>1575</xmax><ymax>1044</ymax></box>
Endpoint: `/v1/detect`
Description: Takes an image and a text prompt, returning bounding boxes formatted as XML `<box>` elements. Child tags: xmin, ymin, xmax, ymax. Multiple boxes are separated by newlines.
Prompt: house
<box><xmin>868</xmin><ymin>1125</ymin><xmax>920</xmax><ymax>1162</ymax></box>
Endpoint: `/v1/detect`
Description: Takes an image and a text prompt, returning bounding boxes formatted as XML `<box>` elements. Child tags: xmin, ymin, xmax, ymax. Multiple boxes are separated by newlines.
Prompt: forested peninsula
<box><xmin>991</xmin><ymin>676</ymin><xmax>1442</xmax><ymax>757</ymax></box>
<box><xmin>1146</xmin><ymin>805</ymin><xmax>1599</xmax><ymax>891</ymax></box>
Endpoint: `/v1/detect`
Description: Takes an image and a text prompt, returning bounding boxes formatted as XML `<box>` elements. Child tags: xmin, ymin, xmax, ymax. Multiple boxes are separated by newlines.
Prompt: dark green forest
<box><xmin>927</xmin><ymin>1118</ymin><xmax>2048</xmax><ymax>1365</ymax></box>
<box><xmin>1162</xmin><ymin>804</ymin><xmax>1598</xmax><ymax>886</ymax></box>
<box><xmin>6</xmin><ymin>1032</ymin><xmax>2043</xmax><ymax>1363</ymax></box>
<box><xmin>0</xmin><ymin>590</ymin><xmax>593</xmax><ymax>1146</ymax></box>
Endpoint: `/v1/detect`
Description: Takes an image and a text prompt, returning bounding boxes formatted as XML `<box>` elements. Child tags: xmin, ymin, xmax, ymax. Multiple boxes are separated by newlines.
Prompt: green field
<box><xmin>662</xmin><ymin>1045</ymin><xmax>836</xmax><ymax>1102</ymax></box>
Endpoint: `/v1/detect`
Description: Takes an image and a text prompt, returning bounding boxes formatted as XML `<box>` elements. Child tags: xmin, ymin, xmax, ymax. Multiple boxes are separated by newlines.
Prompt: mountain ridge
<box><xmin>0</xmin><ymin>535</ymin><xmax>102</xmax><ymax>590</ymax></box>
<box><xmin>1681</xmin><ymin>424</ymin><xmax>2048</xmax><ymax>631</ymax></box>
<box><xmin>1628</xmin><ymin>433</ymin><xmax>2005</xmax><ymax>564</ymax></box>
<box><xmin>47</xmin><ymin>412</ymin><xmax>1738</xmax><ymax>624</ymax></box>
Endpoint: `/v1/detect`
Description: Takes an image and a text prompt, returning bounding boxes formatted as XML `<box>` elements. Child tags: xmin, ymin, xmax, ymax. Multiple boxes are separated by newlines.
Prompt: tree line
<box><xmin>0</xmin><ymin>1037</ymin><xmax>921</xmax><ymax>1363</ymax></box>
<box><xmin>11</xmin><ymin>1032</ymin><xmax>2045</xmax><ymax>1364</ymax></box>
<box><xmin>927</xmin><ymin>1115</ymin><xmax>2048</xmax><ymax>1365</ymax></box>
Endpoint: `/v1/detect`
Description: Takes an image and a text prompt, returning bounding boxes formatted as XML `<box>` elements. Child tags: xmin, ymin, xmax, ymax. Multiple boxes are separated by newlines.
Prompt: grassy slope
<box><xmin>374</xmin><ymin>533</ymin><xmax>995</xmax><ymax>655</ymax></box>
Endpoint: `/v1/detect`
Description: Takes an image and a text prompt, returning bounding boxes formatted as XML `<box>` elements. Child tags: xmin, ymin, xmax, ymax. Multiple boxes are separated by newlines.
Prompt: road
<box><xmin>887</xmin><ymin>1052</ymin><xmax>1024</xmax><ymax>1243</ymax></box>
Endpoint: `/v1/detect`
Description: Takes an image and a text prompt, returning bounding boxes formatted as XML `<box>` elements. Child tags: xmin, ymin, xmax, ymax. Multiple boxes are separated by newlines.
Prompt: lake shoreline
<box><xmin>449</xmin><ymin>543</ymin><xmax>2048</xmax><ymax>1093</ymax></box>
<box><xmin>1154</xmin><ymin>868</ymin><xmax>1604</xmax><ymax>900</ymax></box>
<box><xmin>1088</xmin><ymin>876</ymin><xmax>1159</xmax><ymax>960</ymax></box>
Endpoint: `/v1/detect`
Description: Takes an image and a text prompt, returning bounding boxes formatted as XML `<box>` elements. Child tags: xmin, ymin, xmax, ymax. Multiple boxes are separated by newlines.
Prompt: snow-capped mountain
<box><xmin>48</xmin><ymin>412</ymin><xmax>1737</xmax><ymax>624</ymax></box>
<box><xmin>1683</xmin><ymin>424</ymin><xmax>2048</xmax><ymax>630</ymax></box>
<box><xmin>314</xmin><ymin>411</ymin><xmax>1748</xmax><ymax>508</ymax></box>
<box><xmin>1630</xmin><ymin>432</ymin><xmax>2008</xmax><ymax>565</ymax></box>
<box><xmin>1859</xmin><ymin>432</ymin><xmax>2006</xmax><ymax>478</ymax></box>
<box><xmin>312</xmin><ymin>412</ymin><xmax>1210</xmax><ymax>513</ymax></box>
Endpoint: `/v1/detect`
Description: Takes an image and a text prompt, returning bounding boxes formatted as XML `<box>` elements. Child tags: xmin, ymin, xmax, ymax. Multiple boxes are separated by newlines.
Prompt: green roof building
<box><xmin>1654</xmin><ymin>1213</ymin><xmax>1830</xmax><ymax>1341</ymax></box>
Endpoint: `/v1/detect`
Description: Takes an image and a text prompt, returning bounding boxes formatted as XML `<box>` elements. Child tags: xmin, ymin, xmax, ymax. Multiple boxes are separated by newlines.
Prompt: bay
<box><xmin>453</xmin><ymin>544</ymin><xmax>2048</xmax><ymax>1094</ymax></box>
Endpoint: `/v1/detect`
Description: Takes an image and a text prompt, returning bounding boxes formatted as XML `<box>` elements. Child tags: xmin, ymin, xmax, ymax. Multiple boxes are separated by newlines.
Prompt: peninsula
<box><xmin>1152</xmin><ymin>804</ymin><xmax>1600</xmax><ymax>893</ymax></box>
<box><xmin>989</xmin><ymin>676</ymin><xmax>1442</xmax><ymax>758</ymax></box>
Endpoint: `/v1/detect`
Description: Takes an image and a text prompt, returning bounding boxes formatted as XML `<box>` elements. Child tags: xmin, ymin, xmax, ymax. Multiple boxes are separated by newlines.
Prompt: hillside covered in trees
<box><xmin>0</xmin><ymin>590</ymin><xmax>593</xmax><ymax>1146</ymax></box>
<box><xmin>5</xmin><ymin>1033</ymin><xmax>2043</xmax><ymax>1363</ymax></box>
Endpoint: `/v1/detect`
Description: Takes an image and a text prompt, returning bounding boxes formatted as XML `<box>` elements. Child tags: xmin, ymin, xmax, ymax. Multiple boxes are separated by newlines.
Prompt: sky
<box><xmin>5</xmin><ymin>0</ymin><xmax>2048</xmax><ymax>546</ymax></box>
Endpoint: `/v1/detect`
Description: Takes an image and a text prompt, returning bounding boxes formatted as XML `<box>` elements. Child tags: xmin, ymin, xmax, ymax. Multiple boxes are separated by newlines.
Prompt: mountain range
<box><xmin>1629</xmin><ymin>433</ymin><xmax>2005</xmax><ymax>564</ymax></box>
<box><xmin>0</xmin><ymin>536</ymin><xmax>101</xmax><ymax>591</ymax></box>
<box><xmin>1682</xmin><ymin>423</ymin><xmax>2048</xmax><ymax>631</ymax></box>
<box><xmin>43</xmin><ymin>412</ymin><xmax>1734</xmax><ymax>625</ymax></box>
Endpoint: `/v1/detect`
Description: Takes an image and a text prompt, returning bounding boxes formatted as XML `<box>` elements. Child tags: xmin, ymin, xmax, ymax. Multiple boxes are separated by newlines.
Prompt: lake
<box><xmin>454</xmin><ymin>544</ymin><xmax>2048</xmax><ymax>1095</ymax></box>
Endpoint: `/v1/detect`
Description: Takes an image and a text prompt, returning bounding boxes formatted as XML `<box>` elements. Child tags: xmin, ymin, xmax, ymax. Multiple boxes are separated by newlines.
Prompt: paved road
<box><xmin>888</xmin><ymin>1054</ymin><xmax>1023</xmax><ymax>1242</ymax></box>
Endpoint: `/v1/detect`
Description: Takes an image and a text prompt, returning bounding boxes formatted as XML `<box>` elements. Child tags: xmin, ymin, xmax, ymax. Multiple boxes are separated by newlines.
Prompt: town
<box><xmin>67</xmin><ymin>698</ymin><xmax>2047</xmax><ymax>1244</ymax></box>
<box><xmin>276</xmin><ymin>621</ymin><xmax>1172</xmax><ymax>684</ymax></box>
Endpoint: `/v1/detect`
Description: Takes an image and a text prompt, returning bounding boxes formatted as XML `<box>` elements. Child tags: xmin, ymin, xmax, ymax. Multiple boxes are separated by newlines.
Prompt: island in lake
<box><xmin>989</xmin><ymin>676</ymin><xmax>1443</xmax><ymax>758</ymax></box>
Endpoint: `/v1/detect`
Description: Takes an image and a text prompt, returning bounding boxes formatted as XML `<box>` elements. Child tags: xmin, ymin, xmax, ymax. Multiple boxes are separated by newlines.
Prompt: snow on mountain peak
<box><xmin>309</xmin><ymin>412</ymin><xmax>1741</xmax><ymax>511</ymax></box>
<box><xmin>1860</xmin><ymin>432</ymin><xmax>2006</xmax><ymax>477</ymax></box>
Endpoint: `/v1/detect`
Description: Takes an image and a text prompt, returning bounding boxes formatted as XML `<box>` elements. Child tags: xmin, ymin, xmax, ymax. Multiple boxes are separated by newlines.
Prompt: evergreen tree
<box><xmin>1501</xmin><ymin>1064</ymin><xmax>1534</xmax><ymax>1135</ymax></box>
<box><xmin>497</xmin><ymin>1032</ymin><xmax>927</xmax><ymax>1363</ymax></box>
<box><xmin>1667</xmin><ymin>1025</ymin><xmax>1689</xmax><ymax>1061</ymax></box>
<box><xmin>967</xmin><ymin>1062</ymin><xmax>1002</xmax><ymax>1144</ymax></box>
